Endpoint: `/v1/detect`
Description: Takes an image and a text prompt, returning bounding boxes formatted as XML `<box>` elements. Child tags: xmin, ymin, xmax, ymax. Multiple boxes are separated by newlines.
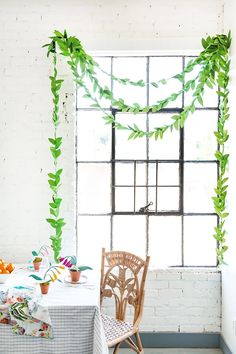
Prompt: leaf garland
<box><xmin>44</xmin><ymin>43</ymin><xmax>66</xmax><ymax>263</ymax></box>
<box><xmin>44</xmin><ymin>30</ymin><xmax>231</xmax><ymax>264</ymax></box>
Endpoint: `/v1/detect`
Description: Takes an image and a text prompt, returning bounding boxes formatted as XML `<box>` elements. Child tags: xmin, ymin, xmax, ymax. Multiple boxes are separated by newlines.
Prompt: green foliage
<box><xmin>46</xmin><ymin>50</ymin><xmax>65</xmax><ymax>263</ymax></box>
<box><xmin>44</xmin><ymin>30</ymin><xmax>231</xmax><ymax>265</ymax></box>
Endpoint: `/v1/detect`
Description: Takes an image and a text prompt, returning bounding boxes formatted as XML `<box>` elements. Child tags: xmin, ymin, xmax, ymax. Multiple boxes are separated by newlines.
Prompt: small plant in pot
<box><xmin>60</xmin><ymin>256</ymin><xmax>92</xmax><ymax>283</ymax></box>
<box><xmin>33</xmin><ymin>257</ymin><xmax>42</xmax><ymax>271</ymax></box>
<box><xmin>29</xmin><ymin>265</ymin><xmax>64</xmax><ymax>294</ymax></box>
<box><xmin>31</xmin><ymin>245</ymin><xmax>51</xmax><ymax>271</ymax></box>
<box><xmin>40</xmin><ymin>281</ymin><xmax>50</xmax><ymax>295</ymax></box>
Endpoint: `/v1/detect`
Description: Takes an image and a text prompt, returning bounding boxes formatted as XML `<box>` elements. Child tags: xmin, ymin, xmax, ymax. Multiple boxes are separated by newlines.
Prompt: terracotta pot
<box><xmin>40</xmin><ymin>282</ymin><xmax>50</xmax><ymax>295</ymax></box>
<box><xmin>33</xmin><ymin>261</ymin><xmax>41</xmax><ymax>271</ymax></box>
<box><xmin>70</xmin><ymin>270</ymin><xmax>81</xmax><ymax>282</ymax></box>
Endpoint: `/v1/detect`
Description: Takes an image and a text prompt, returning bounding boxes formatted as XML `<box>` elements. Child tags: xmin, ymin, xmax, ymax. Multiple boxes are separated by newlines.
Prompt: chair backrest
<box><xmin>100</xmin><ymin>249</ymin><xmax>150</xmax><ymax>326</ymax></box>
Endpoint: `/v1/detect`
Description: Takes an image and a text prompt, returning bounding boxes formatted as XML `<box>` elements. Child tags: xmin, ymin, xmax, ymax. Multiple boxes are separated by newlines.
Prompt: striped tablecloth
<box><xmin>0</xmin><ymin>267</ymin><xmax>109</xmax><ymax>354</ymax></box>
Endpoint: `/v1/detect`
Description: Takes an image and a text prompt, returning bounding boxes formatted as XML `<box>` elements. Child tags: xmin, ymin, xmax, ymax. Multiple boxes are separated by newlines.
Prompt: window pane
<box><xmin>135</xmin><ymin>187</ymin><xmax>147</xmax><ymax>213</ymax></box>
<box><xmin>148</xmin><ymin>162</ymin><xmax>179</xmax><ymax>185</ymax></box>
<box><xmin>77</xmin><ymin>216</ymin><xmax>110</xmax><ymax>267</ymax></box>
<box><xmin>184</xmin><ymin>163</ymin><xmax>216</xmax><ymax>213</ymax></box>
<box><xmin>184</xmin><ymin>216</ymin><xmax>217</xmax><ymax>266</ymax></box>
<box><xmin>148</xmin><ymin>187</ymin><xmax>179</xmax><ymax>211</ymax></box>
<box><xmin>149</xmin><ymin>57</ymin><xmax>182</xmax><ymax>107</ymax></box>
<box><xmin>136</xmin><ymin>162</ymin><xmax>146</xmax><ymax>185</ymax></box>
<box><xmin>77</xmin><ymin>163</ymin><xmax>111</xmax><ymax>213</ymax></box>
<box><xmin>115</xmin><ymin>162</ymin><xmax>134</xmax><ymax>185</ymax></box>
<box><xmin>149</xmin><ymin>113</ymin><xmax>179</xmax><ymax>159</ymax></box>
<box><xmin>184</xmin><ymin>57</ymin><xmax>218</xmax><ymax>108</ymax></box>
<box><xmin>158</xmin><ymin>187</ymin><xmax>180</xmax><ymax>211</ymax></box>
<box><xmin>184</xmin><ymin>110</ymin><xmax>218</xmax><ymax>160</ymax></box>
<box><xmin>113</xmin><ymin>57</ymin><xmax>147</xmax><ymax>106</ymax></box>
<box><xmin>77</xmin><ymin>57</ymin><xmax>111</xmax><ymax>108</ymax></box>
<box><xmin>77</xmin><ymin>111</ymin><xmax>111</xmax><ymax>161</ymax></box>
<box><xmin>115</xmin><ymin>187</ymin><xmax>134</xmax><ymax>212</ymax></box>
<box><xmin>149</xmin><ymin>216</ymin><xmax>182</xmax><ymax>267</ymax></box>
<box><xmin>115</xmin><ymin>187</ymin><xmax>147</xmax><ymax>213</ymax></box>
<box><xmin>113</xmin><ymin>215</ymin><xmax>146</xmax><ymax>258</ymax></box>
<box><xmin>115</xmin><ymin>113</ymin><xmax>147</xmax><ymax>159</ymax></box>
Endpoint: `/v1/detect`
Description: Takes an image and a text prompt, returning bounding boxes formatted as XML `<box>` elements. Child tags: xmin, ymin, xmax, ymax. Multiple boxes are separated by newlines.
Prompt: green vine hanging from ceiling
<box><xmin>44</xmin><ymin>30</ymin><xmax>231</xmax><ymax>265</ymax></box>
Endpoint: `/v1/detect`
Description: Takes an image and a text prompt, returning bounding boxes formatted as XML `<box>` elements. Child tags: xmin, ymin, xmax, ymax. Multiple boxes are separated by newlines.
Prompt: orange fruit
<box><xmin>6</xmin><ymin>263</ymin><xmax>14</xmax><ymax>273</ymax></box>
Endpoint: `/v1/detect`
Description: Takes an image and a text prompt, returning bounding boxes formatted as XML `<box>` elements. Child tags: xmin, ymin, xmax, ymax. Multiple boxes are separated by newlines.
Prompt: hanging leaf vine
<box><xmin>44</xmin><ymin>42</ymin><xmax>66</xmax><ymax>263</ymax></box>
<box><xmin>44</xmin><ymin>30</ymin><xmax>231</xmax><ymax>264</ymax></box>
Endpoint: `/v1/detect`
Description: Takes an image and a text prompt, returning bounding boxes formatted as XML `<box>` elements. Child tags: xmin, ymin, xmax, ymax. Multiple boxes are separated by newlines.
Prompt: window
<box><xmin>76</xmin><ymin>55</ymin><xmax>218</xmax><ymax>267</ymax></box>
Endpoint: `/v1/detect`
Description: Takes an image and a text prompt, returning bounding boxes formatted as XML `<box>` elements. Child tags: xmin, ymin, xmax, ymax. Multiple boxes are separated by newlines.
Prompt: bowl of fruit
<box><xmin>0</xmin><ymin>259</ymin><xmax>15</xmax><ymax>283</ymax></box>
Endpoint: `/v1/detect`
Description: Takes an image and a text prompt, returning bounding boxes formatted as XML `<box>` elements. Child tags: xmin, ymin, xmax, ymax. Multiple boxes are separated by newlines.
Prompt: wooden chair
<box><xmin>100</xmin><ymin>248</ymin><xmax>150</xmax><ymax>354</ymax></box>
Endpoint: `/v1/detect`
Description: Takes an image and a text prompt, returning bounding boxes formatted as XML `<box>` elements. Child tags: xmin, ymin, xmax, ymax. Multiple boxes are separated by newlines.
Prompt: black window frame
<box><xmin>76</xmin><ymin>54</ymin><xmax>219</xmax><ymax>267</ymax></box>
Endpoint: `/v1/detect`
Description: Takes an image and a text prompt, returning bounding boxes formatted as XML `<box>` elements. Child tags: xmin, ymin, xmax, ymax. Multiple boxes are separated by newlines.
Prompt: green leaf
<box><xmin>78</xmin><ymin>266</ymin><xmax>93</xmax><ymax>271</ymax></box>
<box><xmin>46</xmin><ymin>218</ymin><xmax>57</xmax><ymax>228</ymax></box>
<box><xmin>54</xmin><ymin>198</ymin><xmax>62</xmax><ymax>207</ymax></box>
<box><xmin>197</xmin><ymin>95</ymin><xmax>203</xmax><ymax>106</ymax></box>
<box><xmin>48</xmin><ymin>173</ymin><xmax>56</xmax><ymax>179</ymax></box>
<box><xmin>54</xmin><ymin>30</ymin><xmax>64</xmax><ymax>38</ymax></box>
<box><xmin>174</xmin><ymin>73</ymin><xmax>184</xmax><ymax>83</ymax></box>
<box><xmin>56</xmin><ymin>169</ymin><xmax>63</xmax><ymax>176</ymax></box>
<box><xmin>50</xmin><ymin>147</ymin><xmax>61</xmax><ymax>159</ymax></box>
<box><xmin>48</xmin><ymin>137</ymin><xmax>55</xmax><ymax>145</ymax></box>
<box><xmin>151</xmin><ymin>82</ymin><xmax>159</xmax><ymax>88</ymax></box>
<box><xmin>55</xmin><ymin>137</ymin><xmax>62</xmax><ymax>148</ymax></box>
<box><xmin>29</xmin><ymin>274</ymin><xmax>43</xmax><ymax>281</ymax></box>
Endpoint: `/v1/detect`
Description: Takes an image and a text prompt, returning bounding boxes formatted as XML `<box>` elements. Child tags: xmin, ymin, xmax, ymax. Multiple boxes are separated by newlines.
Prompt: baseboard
<box><xmin>220</xmin><ymin>335</ymin><xmax>233</xmax><ymax>354</ymax></box>
<box><xmin>121</xmin><ymin>332</ymin><xmax>220</xmax><ymax>348</ymax></box>
<box><xmin>121</xmin><ymin>332</ymin><xmax>233</xmax><ymax>352</ymax></box>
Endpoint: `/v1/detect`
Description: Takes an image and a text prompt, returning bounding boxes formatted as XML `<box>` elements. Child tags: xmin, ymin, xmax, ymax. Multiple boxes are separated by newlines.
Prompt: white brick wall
<box><xmin>103</xmin><ymin>268</ymin><xmax>221</xmax><ymax>333</ymax></box>
<box><xmin>0</xmin><ymin>0</ymin><xmax>224</xmax><ymax>261</ymax></box>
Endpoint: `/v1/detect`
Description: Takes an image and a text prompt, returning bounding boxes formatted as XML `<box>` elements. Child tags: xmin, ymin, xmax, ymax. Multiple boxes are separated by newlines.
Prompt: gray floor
<box><xmin>109</xmin><ymin>350</ymin><xmax>223</xmax><ymax>354</ymax></box>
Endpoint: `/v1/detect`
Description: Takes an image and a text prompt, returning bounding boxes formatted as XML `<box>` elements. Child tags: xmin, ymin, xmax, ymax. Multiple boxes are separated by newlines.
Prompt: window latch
<box><xmin>139</xmin><ymin>201</ymin><xmax>153</xmax><ymax>213</ymax></box>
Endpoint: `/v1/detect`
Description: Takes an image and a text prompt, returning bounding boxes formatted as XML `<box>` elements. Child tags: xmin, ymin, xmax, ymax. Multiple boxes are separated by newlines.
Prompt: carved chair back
<box><xmin>100</xmin><ymin>249</ymin><xmax>150</xmax><ymax>326</ymax></box>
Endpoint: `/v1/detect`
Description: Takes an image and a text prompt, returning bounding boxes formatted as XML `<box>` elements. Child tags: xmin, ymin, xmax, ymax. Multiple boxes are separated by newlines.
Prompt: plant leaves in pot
<box><xmin>60</xmin><ymin>256</ymin><xmax>92</xmax><ymax>283</ymax></box>
<box><xmin>29</xmin><ymin>265</ymin><xmax>64</xmax><ymax>294</ymax></box>
<box><xmin>33</xmin><ymin>257</ymin><xmax>42</xmax><ymax>271</ymax></box>
<box><xmin>40</xmin><ymin>281</ymin><xmax>50</xmax><ymax>294</ymax></box>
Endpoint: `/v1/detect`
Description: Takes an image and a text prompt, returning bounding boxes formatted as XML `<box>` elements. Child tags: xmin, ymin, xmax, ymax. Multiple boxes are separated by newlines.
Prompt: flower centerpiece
<box><xmin>29</xmin><ymin>265</ymin><xmax>64</xmax><ymax>294</ymax></box>
<box><xmin>60</xmin><ymin>256</ymin><xmax>92</xmax><ymax>282</ymax></box>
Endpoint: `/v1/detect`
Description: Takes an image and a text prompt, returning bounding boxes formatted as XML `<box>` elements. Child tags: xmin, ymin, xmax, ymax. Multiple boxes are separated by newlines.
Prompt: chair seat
<box><xmin>101</xmin><ymin>313</ymin><xmax>134</xmax><ymax>344</ymax></box>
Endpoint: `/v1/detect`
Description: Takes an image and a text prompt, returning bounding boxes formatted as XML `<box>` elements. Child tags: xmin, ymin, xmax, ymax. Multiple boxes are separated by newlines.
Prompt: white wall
<box><xmin>0</xmin><ymin>0</ymin><xmax>224</xmax><ymax>333</ymax></box>
<box><xmin>221</xmin><ymin>0</ymin><xmax>236</xmax><ymax>352</ymax></box>
<box><xmin>103</xmin><ymin>268</ymin><xmax>221</xmax><ymax>333</ymax></box>
<box><xmin>0</xmin><ymin>0</ymin><xmax>224</xmax><ymax>262</ymax></box>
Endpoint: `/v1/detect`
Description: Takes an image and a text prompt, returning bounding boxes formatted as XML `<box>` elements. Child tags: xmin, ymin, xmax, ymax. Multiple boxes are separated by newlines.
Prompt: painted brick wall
<box><xmin>0</xmin><ymin>0</ymin><xmax>223</xmax><ymax>333</ymax></box>
<box><xmin>0</xmin><ymin>0</ymin><xmax>224</xmax><ymax>262</ymax></box>
<box><xmin>103</xmin><ymin>268</ymin><xmax>221</xmax><ymax>333</ymax></box>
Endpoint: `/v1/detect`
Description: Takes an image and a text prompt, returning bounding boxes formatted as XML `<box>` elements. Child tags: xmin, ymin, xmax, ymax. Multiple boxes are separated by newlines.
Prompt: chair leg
<box><xmin>135</xmin><ymin>332</ymin><xmax>144</xmax><ymax>354</ymax></box>
<box><xmin>113</xmin><ymin>342</ymin><xmax>121</xmax><ymax>354</ymax></box>
<box><xmin>126</xmin><ymin>337</ymin><xmax>139</xmax><ymax>353</ymax></box>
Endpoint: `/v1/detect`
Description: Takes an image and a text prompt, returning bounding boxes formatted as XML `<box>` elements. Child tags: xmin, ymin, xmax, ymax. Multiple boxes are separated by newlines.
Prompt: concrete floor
<box><xmin>109</xmin><ymin>350</ymin><xmax>223</xmax><ymax>354</ymax></box>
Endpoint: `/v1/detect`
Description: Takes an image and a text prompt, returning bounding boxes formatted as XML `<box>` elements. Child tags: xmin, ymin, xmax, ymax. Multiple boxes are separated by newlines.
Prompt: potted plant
<box><xmin>31</xmin><ymin>245</ymin><xmax>51</xmax><ymax>271</ymax></box>
<box><xmin>33</xmin><ymin>257</ymin><xmax>42</xmax><ymax>271</ymax></box>
<box><xmin>29</xmin><ymin>265</ymin><xmax>64</xmax><ymax>294</ymax></box>
<box><xmin>39</xmin><ymin>281</ymin><xmax>50</xmax><ymax>295</ymax></box>
<box><xmin>60</xmin><ymin>256</ymin><xmax>92</xmax><ymax>283</ymax></box>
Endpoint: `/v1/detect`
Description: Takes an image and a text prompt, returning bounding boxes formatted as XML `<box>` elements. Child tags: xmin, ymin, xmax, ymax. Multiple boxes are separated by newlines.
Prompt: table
<box><xmin>0</xmin><ymin>266</ymin><xmax>109</xmax><ymax>354</ymax></box>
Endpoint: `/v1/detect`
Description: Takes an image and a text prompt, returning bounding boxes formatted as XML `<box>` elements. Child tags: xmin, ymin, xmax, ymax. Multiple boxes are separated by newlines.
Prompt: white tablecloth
<box><xmin>0</xmin><ymin>266</ymin><xmax>109</xmax><ymax>354</ymax></box>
